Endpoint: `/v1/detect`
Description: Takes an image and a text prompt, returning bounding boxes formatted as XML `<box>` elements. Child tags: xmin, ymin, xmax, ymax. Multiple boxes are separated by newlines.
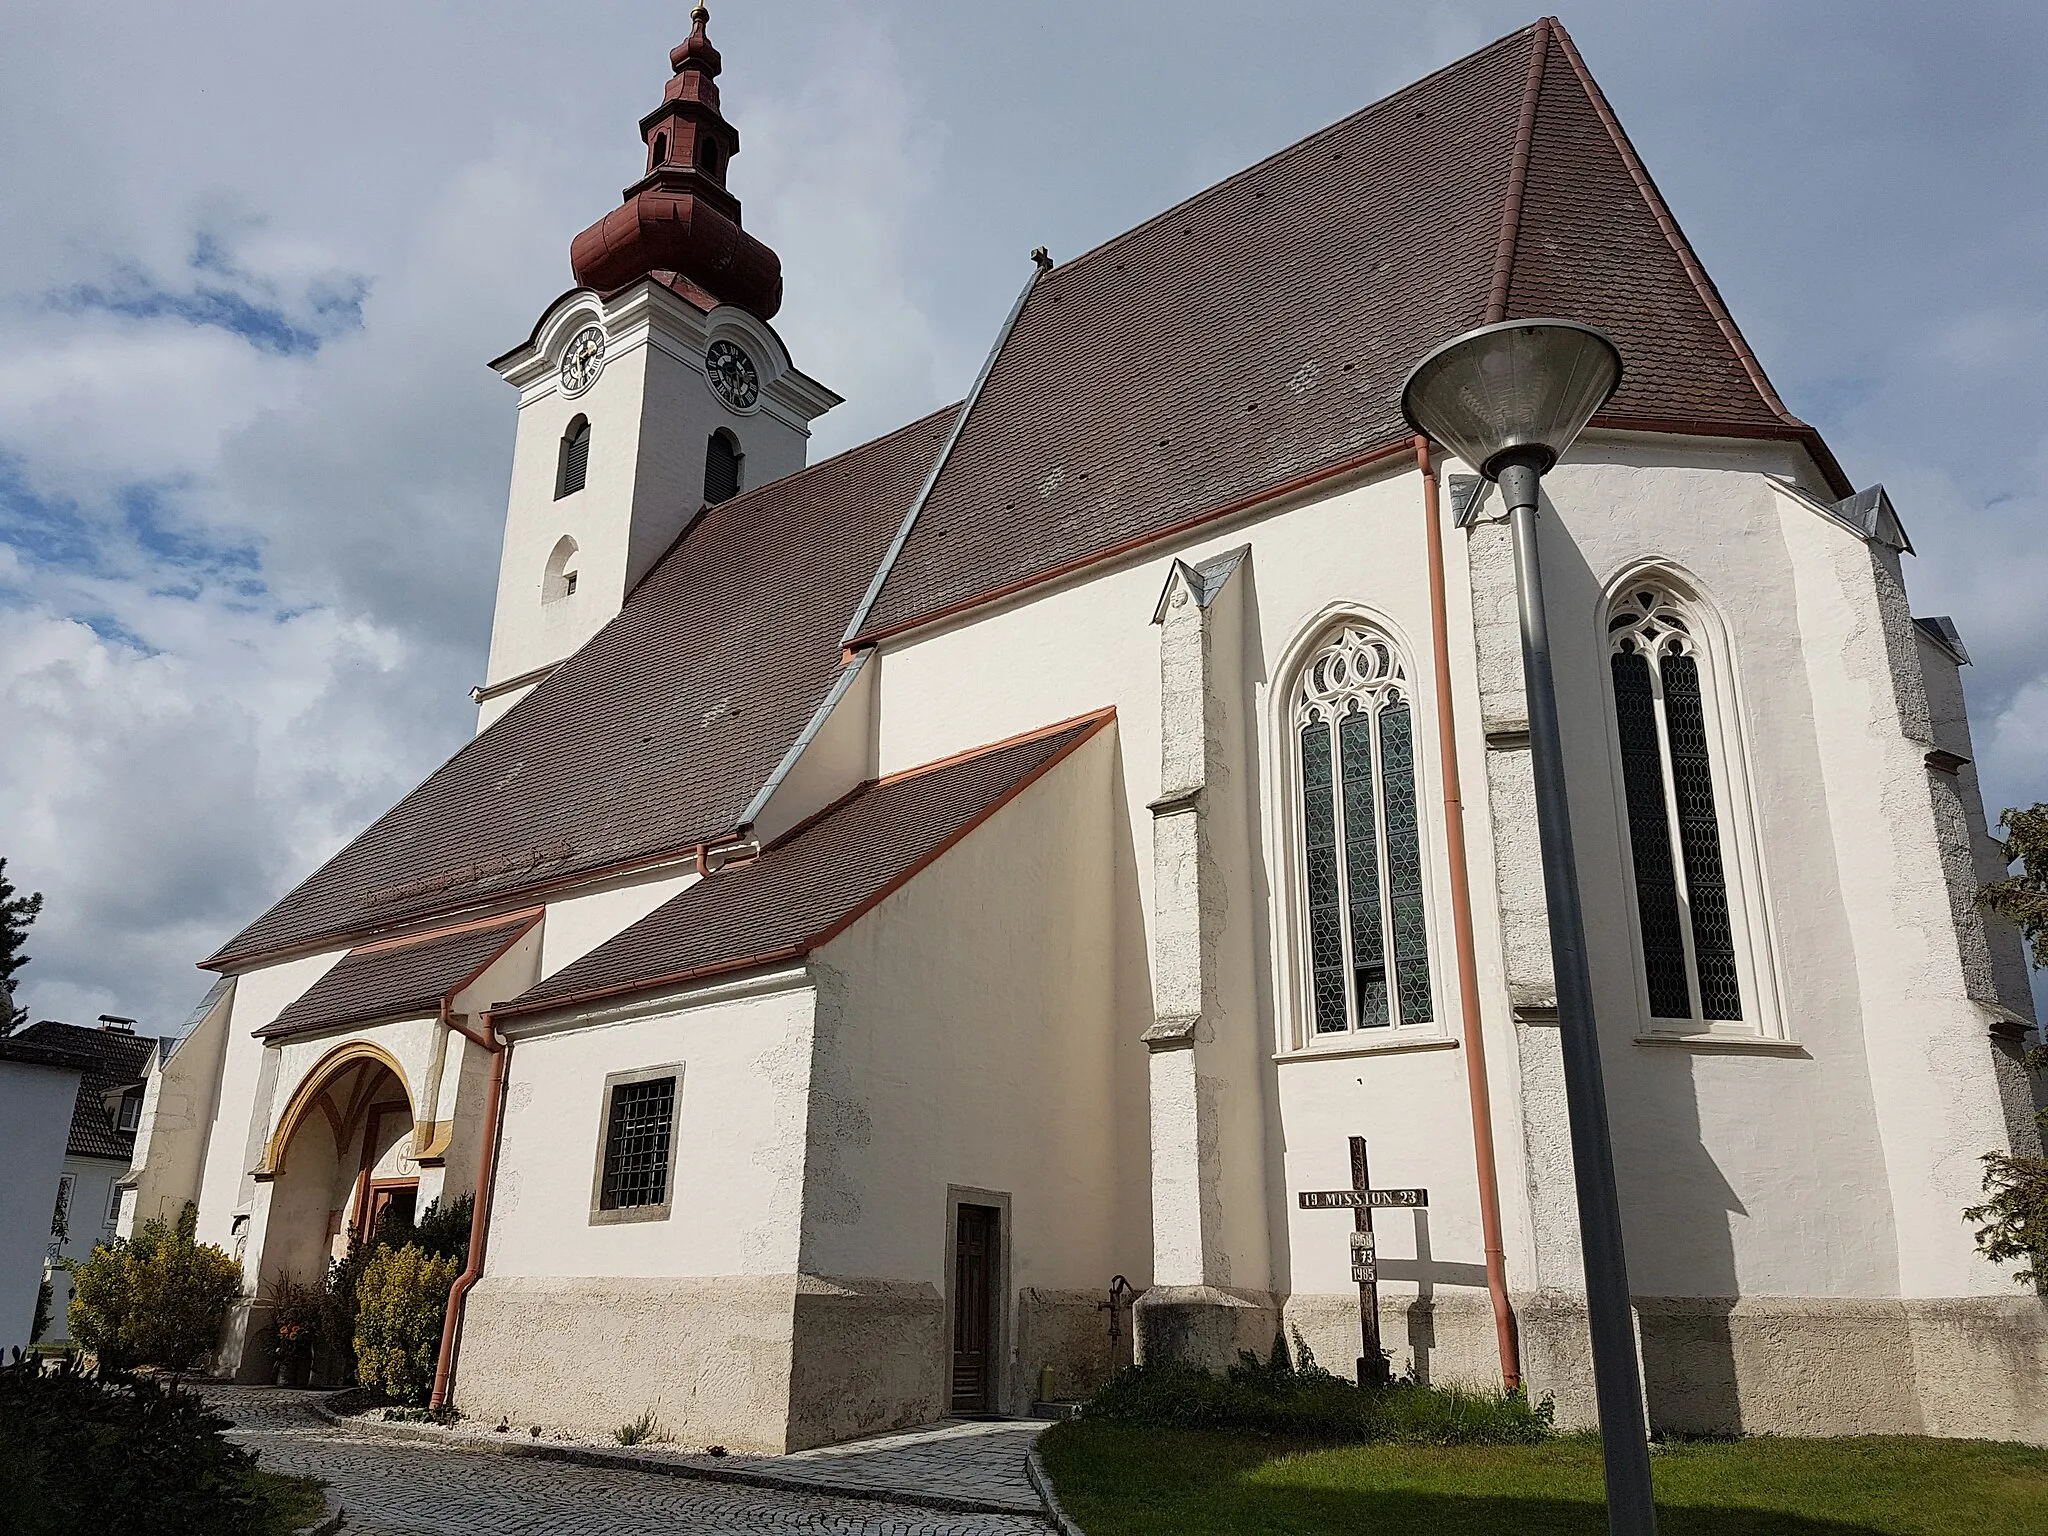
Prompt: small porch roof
<box><xmin>258</xmin><ymin>912</ymin><xmax>539</xmax><ymax>1040</ymax></box>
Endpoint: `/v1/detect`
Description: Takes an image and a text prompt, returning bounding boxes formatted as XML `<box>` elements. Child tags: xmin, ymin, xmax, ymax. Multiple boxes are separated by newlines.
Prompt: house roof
<box><xmin>257</xmin><ymin>912</ymin><xmax>540</xmax><ymax>1041</ymax></box>
<box><xmin>497</xmin><ymin>710</ymin><xmax>1112</xmax><ymax>1018</ymax></box>
<box><xmin>850</xmin><ymin>16</ymin><xmax>1844</xmax><ymax>644</ymax></box>
<box><xmin>207</xmin><ymin>404</ymin><xmax>958</xmax><ymax>970</ymax></box>
<box><xmin>15</xmin><ymin>1022</ymin><xmax>155</xmax><ymax>1161</ymax></box>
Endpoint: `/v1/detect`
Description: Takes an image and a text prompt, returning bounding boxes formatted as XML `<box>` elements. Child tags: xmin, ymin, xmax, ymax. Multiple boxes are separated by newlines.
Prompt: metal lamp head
<box><xmin>1400</xmin><ymin>319</ymin><xmax>1623</xmax><ymax>483</ymax></box>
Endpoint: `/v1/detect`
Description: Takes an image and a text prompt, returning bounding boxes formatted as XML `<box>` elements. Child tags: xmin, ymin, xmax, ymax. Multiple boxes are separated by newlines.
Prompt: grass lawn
<box><xmin>1038</xmin><ymin>1420</ymin><xmax>2048</xmax><ymax>1536</ymax></box>
<box><xmin>250</xmin><ymin>1469</ymin><xmax>328</xmax><ymax>1536</ymax></box>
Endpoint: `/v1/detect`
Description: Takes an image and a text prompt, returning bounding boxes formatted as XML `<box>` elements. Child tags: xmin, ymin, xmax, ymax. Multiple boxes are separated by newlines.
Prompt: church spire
<box><xmin>570</xmin><ymin>4</ymin><xmax>784</xmax><ymax>319</ymax></box>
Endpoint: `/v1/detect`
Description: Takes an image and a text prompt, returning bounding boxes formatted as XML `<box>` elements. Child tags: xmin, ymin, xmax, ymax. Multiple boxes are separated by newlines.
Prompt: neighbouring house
<box><xmin>0</xmin><ymin>1027</ymin><xmax>91</xmax><ymax>1352</ymax></box>
<box><xmin>126</xmin><ymin>12</ymin><xmax>2043</xmax><ymax>1450</ymax></box>
<box><xmin>15</xmin><ymin>1020</ymin><xmax>159</xmax><ymax>1343</ymax></box>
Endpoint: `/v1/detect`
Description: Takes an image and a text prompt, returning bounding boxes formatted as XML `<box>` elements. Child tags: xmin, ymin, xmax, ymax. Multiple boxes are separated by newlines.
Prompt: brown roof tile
<box><xmin>852</xmin><ymin>18</ymin><xmax>1838</xmax><ymax>643</ymax></box>
<box><xmin>498</xmin><ymin>711</ymin><xmax>1111</xmax><ymax>1017</ymax></box>
<box><xmin>16</xmin><ymin>1021</ymin><xmax>155</xmax><ymax>1161</ymax></box>
<box><xmin>257</xmin><ymin>912</ymin><xmax>539</xmax><ymax>1040</ymax></box>
<box><xmin>209</xmin><ymin>406</ymin><xmax>959</xmax><ymax>969</ymax></box>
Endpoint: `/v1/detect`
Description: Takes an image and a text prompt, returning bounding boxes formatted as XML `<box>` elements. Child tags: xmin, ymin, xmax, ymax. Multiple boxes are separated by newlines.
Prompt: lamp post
<box><xmin>1402</xmin><ymin>319</ymin><xmax>1656</xmax><ymax>1536</ymax></box>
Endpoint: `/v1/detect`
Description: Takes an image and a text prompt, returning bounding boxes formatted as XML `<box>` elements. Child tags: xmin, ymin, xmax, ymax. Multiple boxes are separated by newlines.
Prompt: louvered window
<box><xmin>556</xmin><ymin>416</ymin><xmax>590</xmax><ymax>499</ymax></box>
<box><xmin>1296</xmin><ymin>625</ymin><xmax>1434</xmax><ymax>1036</ymax></box>
<box><xmin>1609</xmin><ymin>588</ymin><xmax>1743</xmax><ymax>1024</ymax></box>
<box><xmin>598</xmin><ymin>1075</ymin><xmax>676</xmax><ymax>1211</ymax></box>
<box><xmin>704</xmin><ymin>429</ymin><xmax>743</xmax><ymax>504</ymax></box>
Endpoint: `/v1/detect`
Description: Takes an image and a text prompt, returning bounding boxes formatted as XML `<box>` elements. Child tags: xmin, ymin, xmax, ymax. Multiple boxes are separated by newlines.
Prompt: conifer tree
<box><xmin>0</xmin><ymin>857</ymin><xmax>43</xmax><ymax>1031</ymax></box>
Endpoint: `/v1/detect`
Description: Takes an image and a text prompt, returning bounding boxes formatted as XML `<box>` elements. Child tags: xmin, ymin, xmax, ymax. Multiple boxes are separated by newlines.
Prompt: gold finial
<box><xmin>692</xmin><ymin>3</ymin><xmax>710</xmax><ymax>21</ymax></box>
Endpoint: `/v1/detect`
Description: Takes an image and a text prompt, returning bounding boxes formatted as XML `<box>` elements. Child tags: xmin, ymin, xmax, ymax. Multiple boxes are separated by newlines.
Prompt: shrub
<box><xmin>1081</xmin><ymin>1332</ymin><xmax>1552</xmax><ymax>1446</ymax></box>
<box><xmin>67</xmin><ymin>1203</ymin><xmax>241</xmax><ymax>1375</ymax></box>
<box><xmin>266</xmin><ymin>1273</ymin><xmax>324</xmax><ymax>1381</ymax></box>
<box><xmin>615</xmin><ymin>1407</ymin><xmax>668</xmax><ymax>1446</ymax></box>
<box><xmin>0</xmin><ymin>1356</ymin><xmax>297</xmax><ymax>1535</ymax></box>
<box><xmin>353</xmin><ymin>1244</ymin><xmax>460</xmax><ymax>1405</ymax></box>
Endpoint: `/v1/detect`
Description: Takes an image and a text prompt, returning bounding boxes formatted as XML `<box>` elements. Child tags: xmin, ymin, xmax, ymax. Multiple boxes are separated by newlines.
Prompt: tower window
<box><xmin>704</xmin><ymin>429</ymin><xmax>743</xmax><ymax>504</ymax></box>
<box><xmin>556</xmin><ymin>415</ymin><xmax>590</xmax><ymax>499</ymax></box>
<box><xmin>651</xmin><ymin>131</ymin><xmax>669</xmax><ymax>169</ymax></box>
<box><xmin>1292</xmin><ymin>623</ymin><xmax>1433</xmax><ymax>1037</ymax></box>
<box><xmin>1608</xmin><ymin>585</ymin><xmax>1743</xmax><ymax>1024</ymax></box>
<box><xmin>543</xmin><ymin>535</ymin><xmax>579</xmax><ymax>604</ymax></box>
<box><xmin>696</xmin><ymin>133</ymin><xmax>721</xmax><ymax>177</ymax></box>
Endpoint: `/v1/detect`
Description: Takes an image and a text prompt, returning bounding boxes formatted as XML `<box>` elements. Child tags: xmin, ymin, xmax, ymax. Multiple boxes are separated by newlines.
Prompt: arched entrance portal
<box><xmin>259</xmin><ymin>1044</ymin><xmax>420</xmax><ymax>1293</ymax></box>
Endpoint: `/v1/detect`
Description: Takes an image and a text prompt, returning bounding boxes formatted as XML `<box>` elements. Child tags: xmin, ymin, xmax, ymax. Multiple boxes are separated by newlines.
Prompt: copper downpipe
<box><xmin>430</xmin><ymin>1018</ymin><xmax>509</xmax><ymax>1411</ymax></box>
<box><xmin>1416</xmin><ymin>434</ymin><xmax>1522</xmax><ymax>1390</ymax></box>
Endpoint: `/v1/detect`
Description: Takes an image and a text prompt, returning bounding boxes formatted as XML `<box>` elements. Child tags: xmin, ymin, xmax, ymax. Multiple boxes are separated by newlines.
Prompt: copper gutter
<box><xmin>430</xmin><ymin>1013</ymin><xmax>509</xmax><ymax>1411</ymax></box>
<box><xmin>1415</xmin><ymin>434</ymin><xmax>1520</xmax><ymax>1390</ymax></box>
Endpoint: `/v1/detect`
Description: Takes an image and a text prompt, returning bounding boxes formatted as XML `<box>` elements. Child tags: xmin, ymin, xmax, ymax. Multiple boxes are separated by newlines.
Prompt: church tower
<box><xmin>476</xmin><ymin>5</ymin><xmax>840</xmax><ymax>729</ymax></box>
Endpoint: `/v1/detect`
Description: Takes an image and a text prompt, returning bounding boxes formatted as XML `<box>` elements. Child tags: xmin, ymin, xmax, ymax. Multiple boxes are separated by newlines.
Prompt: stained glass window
<box><xmin>1608</xmin><ymin>588</ymin><xmax>1743</xmax><ymax>1025</ymax></box>
<box><xmin>1294</xmin><ymin>626</ymin><xmax>1433</xmax><ymax>1038</ymax></box>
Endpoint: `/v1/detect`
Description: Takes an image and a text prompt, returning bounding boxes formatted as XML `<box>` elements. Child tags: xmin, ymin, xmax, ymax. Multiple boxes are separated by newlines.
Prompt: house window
<box><xmin>117</xmin><ymin>1091</ymin><xmax>142</xmax><ymax>1132</ymax></box>
<box><xmin>592</xmin><ymin>1068</ymin><xmax>682</xmax><ymax>1223</ymax></box>
<box><xmin>104</xmin><ymin>1181</ymin><xmax>123</xmax><ymax>1227</ymax></box>
<box><xmin>1608</xmin><ymin>585</ymin><xmax>1743</xmax><ymax>1025</ymax></box>
<box><xmin>704</xmin><ymin>429</ymin><xmax>743</xmax><ymax>504</ymax></box>
<box><xmin>1294</xmin><ymin>624</ymin><xmax>1433</xmax><ymax>1036</ymax></box>
<box><xmin>556</xmin><ymin>415</ymin><xmax>590</xmax><ymax>499</ymax></box>
<box><xmin>51</xmin><ymin>1174</ymin><xmax>74</xmax><ymax>1239</ymax></box>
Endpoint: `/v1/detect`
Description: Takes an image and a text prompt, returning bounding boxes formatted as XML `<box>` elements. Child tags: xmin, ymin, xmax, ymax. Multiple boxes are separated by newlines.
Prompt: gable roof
<box><xmin>497</xmin><ymin>710</ymin><xmax>1112</xmax><ymax>1019</ymax></box>
<box><xmin>17</xmin><ymin>1021</ymin><xmax>155</xmax><ymax>1161</ymax></box>
<box><xmin>208</xmin><ymin>405</ymin><xmax>959</xmax><ymax>970</ymax></box>
<box><xmin>850</xmin><ymin>16</ymin><xmax>1845</xmax><ymax>645</ymax></box>
<box><xmin>257</xmin><ymin>912</ymin><xmax>539</xmax><ymax>1040</ymax></box>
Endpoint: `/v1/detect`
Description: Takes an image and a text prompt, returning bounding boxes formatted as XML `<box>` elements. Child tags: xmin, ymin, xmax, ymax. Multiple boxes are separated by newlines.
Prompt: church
<box><xmin>127</xmin><ymin>11</ymin><xmax>2047</xmax><ymax>1451</ymax></box>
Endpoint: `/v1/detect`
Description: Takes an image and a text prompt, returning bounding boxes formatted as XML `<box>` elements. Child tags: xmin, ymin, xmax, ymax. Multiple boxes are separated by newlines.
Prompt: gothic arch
<box><xmin>260</xmin><ymin>1039</ymin><xmax>415</xmax><ymax>1178</ymax></box>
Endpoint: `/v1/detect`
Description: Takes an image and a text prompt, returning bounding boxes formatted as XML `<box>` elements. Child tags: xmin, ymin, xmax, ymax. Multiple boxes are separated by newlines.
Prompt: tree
<box><xmin>0</xmin><ymin>856</ymin><xmax>43</xmax><ymax>1030</ymax></box>
<box><xmin>1967</xmin><ymin>804</ymin><xmax>2048</xmax><ymax>1286</ymax></box>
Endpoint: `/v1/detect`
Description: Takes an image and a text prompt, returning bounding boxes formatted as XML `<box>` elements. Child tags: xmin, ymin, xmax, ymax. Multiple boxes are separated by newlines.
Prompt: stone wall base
<box><xmin>1288</xmin><ymin>1288</ymin><xmax>2048</xmax><ymax>1442</ymax></box>
<box><xmin>1017</xmin><ymin>1287</ymin><xmax>1137</xmax><ymax>1410</ymax></box>
<box><xmin>1133</xmin><ymin>1285</ymin><xmax>1279</xmax><ymax>1370</ymax></box>
<box><xmin>786</xmin><ymin>1277</ymin><xmax>942</xmax><ymax>1450</ymax></box>
<box><xmin>215</xmin><ymin>1297</ymin><xmax>275</xmax><ymax>1385</ymax></box>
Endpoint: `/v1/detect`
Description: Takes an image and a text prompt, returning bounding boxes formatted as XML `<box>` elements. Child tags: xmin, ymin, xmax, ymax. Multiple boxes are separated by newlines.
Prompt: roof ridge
<box><xmin>1040</xmin><ymin>22</ymin><xmax>1543</xmax><ymax>283</ymax></box>
<box><xmin>1485</xmin><ymin>17</ymin><xmax>1552</xmax><ymax>324</ymax></box>
<box><xmin>1542</xmin><ymin>20</ymin><xmax>1796</xmax><ymax>431</ymax></box>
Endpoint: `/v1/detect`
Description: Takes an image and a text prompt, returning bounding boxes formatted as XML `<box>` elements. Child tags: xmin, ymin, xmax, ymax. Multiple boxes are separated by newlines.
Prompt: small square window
<box><xmin>117</xmin><ymin>1092</ymin><xmax>142</xmax><ymax>1132</ymax></box>
<box><xmin>590</xmin><ymin>1067</ymin><xmax>682</xmax><ymax>1224</ymax></box>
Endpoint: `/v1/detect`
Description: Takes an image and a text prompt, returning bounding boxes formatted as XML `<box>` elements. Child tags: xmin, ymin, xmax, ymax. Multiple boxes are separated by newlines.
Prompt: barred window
<box><xmin>1608</xmin><ymin>587</ymin><xmax>1743</xmax><ymax>1024</ymax></box>
<box><xmin>598</xmin><ymin>1075</ymin><xmax>676</xmax><ymax>1212</ymax></box>
<box><xmin>1295</xmin><ymin>625</ymin><xmax>1433</xmax><ymax>1036</ymax></box>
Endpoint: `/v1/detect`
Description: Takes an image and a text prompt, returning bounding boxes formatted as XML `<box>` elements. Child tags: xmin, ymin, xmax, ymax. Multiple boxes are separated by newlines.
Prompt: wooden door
<box><xmin>951</xmin><ymin>1204</ymin><xmax>999</xmax><ymax>1413</ymax></box>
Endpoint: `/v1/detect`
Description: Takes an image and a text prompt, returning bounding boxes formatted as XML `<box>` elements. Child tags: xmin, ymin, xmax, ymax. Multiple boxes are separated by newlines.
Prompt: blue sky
<box><xmin>1</xmin><ymin>0</ymin><xmax>2042</xmax><ymax>1026</ymax></box>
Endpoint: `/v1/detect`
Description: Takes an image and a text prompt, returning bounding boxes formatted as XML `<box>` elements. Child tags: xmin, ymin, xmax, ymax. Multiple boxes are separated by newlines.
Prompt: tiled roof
<box><xmin>16</xmin><ymin>1022</ymin><xmax>155</xmax><ymax>1162</ymax></box>
<box><xmin>208</xmin><ymin>405</ymin><xmax>959</xmax><ymax>969</ymax></box>
<box><xmin>851</xmin><ymin>17</ymin><xmax>1842</xmax><ymax>643</ymax></box>
<box><xmin>257</xmin><ymin>913</ymin><xmax>539</xmax><ymax>1040</ymax></box>
<box><xmin>498</xmin><ymin>711</ymin><xmax>1112</xmax><ymax>1017</ymax></box>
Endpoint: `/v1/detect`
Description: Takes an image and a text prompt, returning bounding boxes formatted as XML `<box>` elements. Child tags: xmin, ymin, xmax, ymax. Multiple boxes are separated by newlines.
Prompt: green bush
<box><xmin>67</xmin><ymin>1203</ymin><xmax>241</xmax><ymax>1375</ymax></box>
<box><xmin>1081</xmin><ymin>1332</ymin><xmax>1552</xmax><ymax>1446</ymax></box>
<box><xmin>353</xmin><ymin>1244</ymin><xmax>460</xmax><ymax>1405</ymax></box>
<box><xmin>0</xmin><ymin>1357</ymin><xmax>296</xmax><ymax>1535</ymax></box>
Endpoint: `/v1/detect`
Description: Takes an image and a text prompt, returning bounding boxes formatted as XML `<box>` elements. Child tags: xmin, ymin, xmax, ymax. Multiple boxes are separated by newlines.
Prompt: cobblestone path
<box><xmin>211</xmin><ymin>1389</ymin><xmax>1053</xmax><ymax>1536</ymax></box>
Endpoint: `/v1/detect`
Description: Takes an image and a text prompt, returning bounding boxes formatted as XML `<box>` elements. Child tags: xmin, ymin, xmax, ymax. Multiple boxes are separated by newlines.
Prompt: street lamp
<box><xmin>1403</xmin><ymin>319</ymin><xmax>1656</xmax><ymax>1536</ymax></box>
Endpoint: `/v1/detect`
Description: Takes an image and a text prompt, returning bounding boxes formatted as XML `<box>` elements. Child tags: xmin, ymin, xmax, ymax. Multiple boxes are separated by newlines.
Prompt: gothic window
<box><xmin>1294</xmin><ymin>624</ymin><xmax>1433</xmax><ymax>1036</ymax></box>
<box><xmin>704</xmin><ymin>428</ymin><xmax>743</xmax><ymax>504</ymax></box>
<box><xmin>555</xmin><ymin>415</ymin><xmax>590</xmax><ymax>499</ymax></box>
<box><xmin>543</xmin><ymin>535</ymin><xmax>579</xmax><ymax>604</ymax></box>
<box><xmin>1608</xmin><ymin>586</ymin><xmax>1743</xmax><ymax>1024</ymax></box>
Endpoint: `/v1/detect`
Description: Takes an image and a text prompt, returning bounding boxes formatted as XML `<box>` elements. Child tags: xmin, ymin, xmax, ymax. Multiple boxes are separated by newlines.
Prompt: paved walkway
<box><xmin>211</xmin><ymin>1388</ymin><xmax>1053</xmax><ymax>1536</ymax></box>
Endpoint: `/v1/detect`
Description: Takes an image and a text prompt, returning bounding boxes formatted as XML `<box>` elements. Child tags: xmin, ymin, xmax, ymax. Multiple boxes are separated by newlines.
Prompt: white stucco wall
<box><xmin>0</xmin><ymin>1058</ymin><xmax>82</xmax><ymax>1351</ymax></box>
<box><xmin>488</xmin><ymin>975</ymin><xmax>817</xmax><ymax>1280</ymax></box>
<box><xmin>124</xmin><ymin>986</ymin><xmax>232</xmax><ymax>1238</ymax></box>
<box><xmin>535</xmin><ymin>865</ymin><xmax>698</xmax><ymax>980</ymax></box>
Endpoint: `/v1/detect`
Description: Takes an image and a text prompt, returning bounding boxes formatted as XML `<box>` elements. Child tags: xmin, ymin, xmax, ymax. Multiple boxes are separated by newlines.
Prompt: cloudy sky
<box><xmin>2</xmin><ymin>0</ymin><xmax>2042</xmax><ymax>1029</ymax></box>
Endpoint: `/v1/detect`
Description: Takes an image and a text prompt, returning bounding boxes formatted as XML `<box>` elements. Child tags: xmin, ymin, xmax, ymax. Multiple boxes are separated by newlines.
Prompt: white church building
<box><xmin>131</xmin><ymin>11</ymin><xmax>2047</xmax><ymax>1450</ymax></box>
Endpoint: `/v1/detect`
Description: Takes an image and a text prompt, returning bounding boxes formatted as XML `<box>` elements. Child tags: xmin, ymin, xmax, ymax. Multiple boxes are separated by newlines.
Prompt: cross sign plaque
<box><xmin>1296</xmin><ymin>1136</ymin><xmax>1427</xmax><ymax>1386</ymax></box>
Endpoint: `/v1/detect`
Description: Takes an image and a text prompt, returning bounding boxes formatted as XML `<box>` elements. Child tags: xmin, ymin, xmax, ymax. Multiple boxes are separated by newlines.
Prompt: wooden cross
<box><xmin>1296</xmin><ymin>1136</ymin><xmax>1427</xmax><ymax>1386</ymax></box>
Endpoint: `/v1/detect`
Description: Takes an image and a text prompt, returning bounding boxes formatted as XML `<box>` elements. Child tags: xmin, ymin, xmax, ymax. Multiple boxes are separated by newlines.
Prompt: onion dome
<box><xmin>569</xmin><ymin>5</ymin><xmax>783</xmax><ymax>319</ymax></box>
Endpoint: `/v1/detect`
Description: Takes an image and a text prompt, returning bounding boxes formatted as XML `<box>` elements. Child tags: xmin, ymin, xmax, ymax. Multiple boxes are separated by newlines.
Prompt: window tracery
<box><xmin>1294</xmin><ymin>624</ymin><xmax>1433</xmax><ymax>1037</ymax></box>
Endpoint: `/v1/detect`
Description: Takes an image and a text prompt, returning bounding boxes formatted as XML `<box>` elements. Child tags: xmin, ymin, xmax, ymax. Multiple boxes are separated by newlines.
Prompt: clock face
<box><xmin>560</xmin><ymin>325</ymin><xmax>606</xmax><ymax>396</ymax></box>
<box><xmin>705</xmin><ymin>339</ymin><xmax>760</xmax><ymax>410</ymax></box>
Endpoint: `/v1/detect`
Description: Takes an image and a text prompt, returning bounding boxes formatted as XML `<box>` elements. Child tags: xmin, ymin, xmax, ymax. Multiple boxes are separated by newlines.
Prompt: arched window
<box><xmin>543</xmin><ymin>535</ymin><xmax>579</xmax><ymax>603</ymax></box>
<box><xmin>651</xmin><ymin>132</ymin><xmax>669</xmax><ymax>169</ymax></box>
<box><xmin>556</xmin><ymin>416</ymin><xmax>590</xmax><ymax>500</ymax></box>
<box><xmin>704</xmin><ymin>429</ymin><xmax>743</xmax><ymax>504</ymax></box>
<box><xmin>1293</xmin><ymin>624</ymin><xmax>1433</xmax><ymax>1035</ymax></box>
<box><xmin>695</xmin><ymin>133</ymin><xmax>721</xmax><ymax>177</ymax></box>
<box><xmin>1608</xmin><ymin>585</ymin><xmax>1743</xmax><ymax>1024</ymax></box>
